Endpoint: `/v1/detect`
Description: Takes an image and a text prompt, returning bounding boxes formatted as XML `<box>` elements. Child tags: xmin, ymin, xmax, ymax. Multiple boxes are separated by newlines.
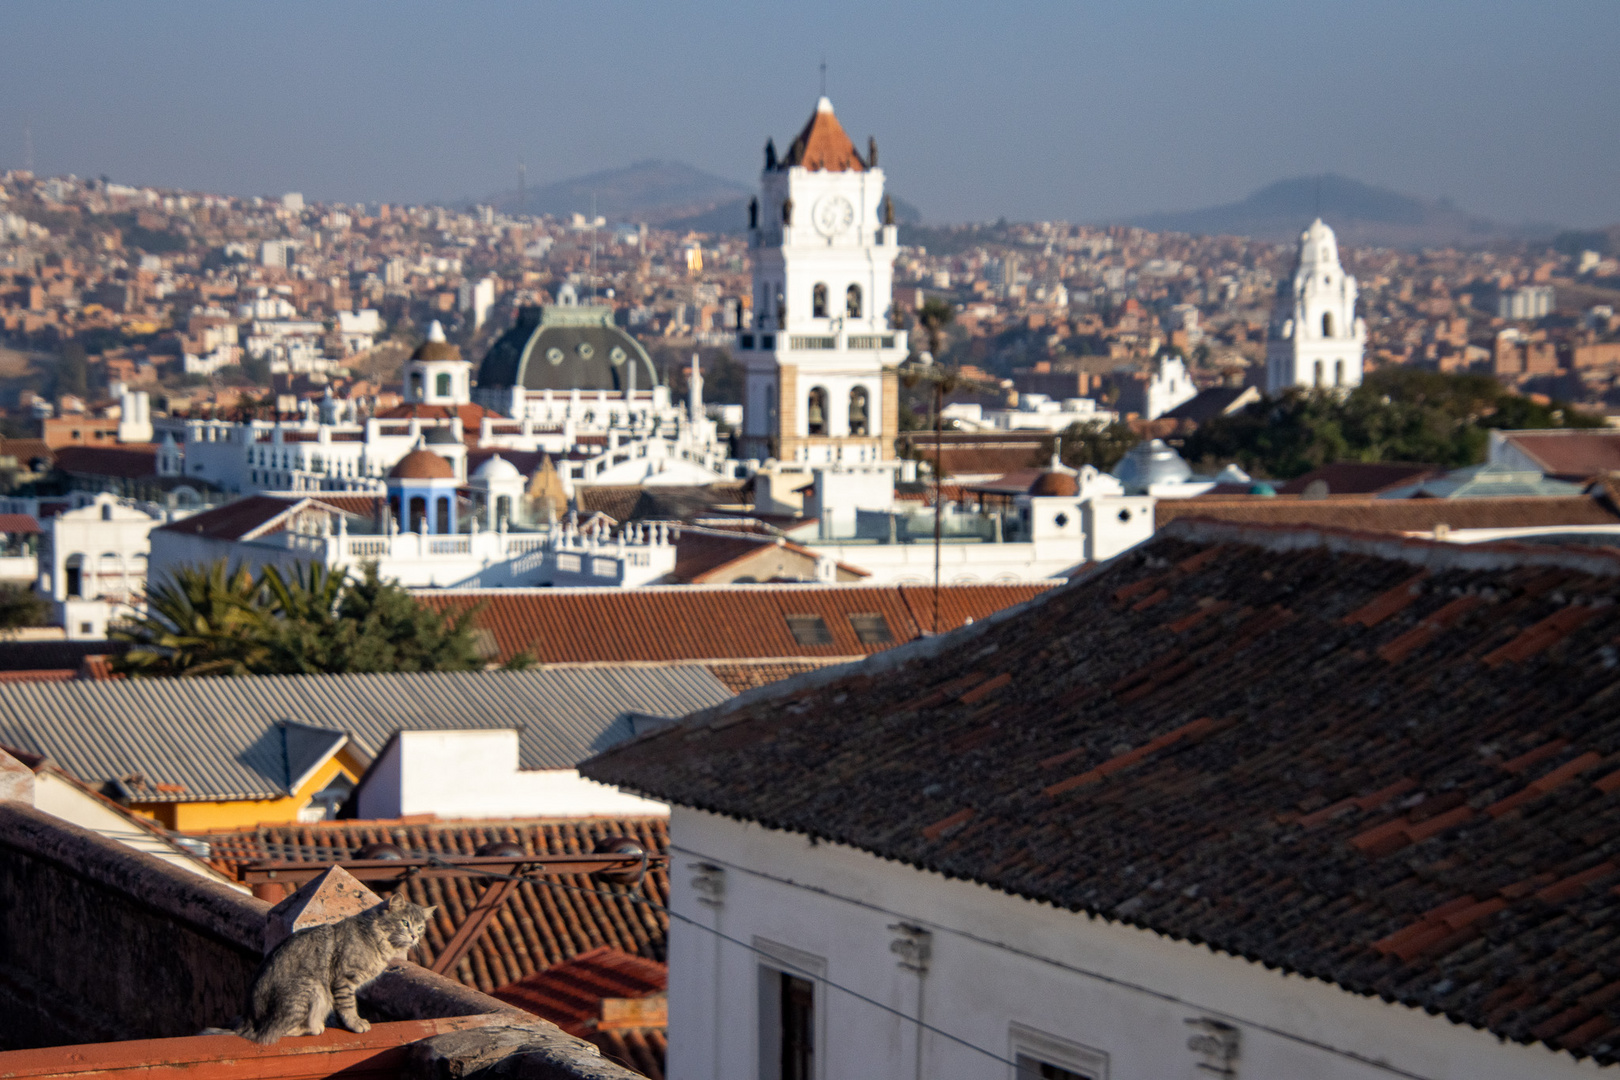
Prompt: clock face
<box><xmin>812</xmin><ymin>195</ymin><xmax>855</xmax><ymax>236</ymax></box>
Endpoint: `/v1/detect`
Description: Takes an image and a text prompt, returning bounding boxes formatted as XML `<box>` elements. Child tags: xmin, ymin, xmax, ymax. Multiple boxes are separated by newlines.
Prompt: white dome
<box><xmin>473</xmin><ymin>454</ymin><xmax>523</xmax><ymax>482</ymax></box>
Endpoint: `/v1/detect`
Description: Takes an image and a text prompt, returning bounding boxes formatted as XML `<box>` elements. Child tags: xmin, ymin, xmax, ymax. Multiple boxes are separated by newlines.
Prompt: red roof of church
<box><xmin>781</xmin><ymin>98</ymin><xmax>866</xmax><ymax>172</ymax></box>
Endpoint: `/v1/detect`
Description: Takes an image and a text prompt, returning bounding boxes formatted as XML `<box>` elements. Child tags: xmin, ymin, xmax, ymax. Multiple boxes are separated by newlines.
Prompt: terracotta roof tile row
<box><xmin>584</xmin><ymin>521</ymin><xmax>1620</xmax><ymax>1063</ymax></box>
<box><xmin>197</xmin><ymin>817</ymin><xmax>669</xmax><ymax>994</ymax></box>
<box><xmin>417</xmin><ymin>583</ymin><xmax>1055</xmax><ymax>666</ymax></box>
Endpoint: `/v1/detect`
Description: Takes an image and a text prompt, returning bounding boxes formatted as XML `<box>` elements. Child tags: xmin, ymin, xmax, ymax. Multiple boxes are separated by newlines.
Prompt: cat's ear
<box><xmin>385</xmin><ymin>891</ymin><xmax>407</xmax><ymax>909</ymax></box>
<box><xmin>423</xmin><ymin>906</ymin><xmax>438</xmax><ymax>920</ymax></box>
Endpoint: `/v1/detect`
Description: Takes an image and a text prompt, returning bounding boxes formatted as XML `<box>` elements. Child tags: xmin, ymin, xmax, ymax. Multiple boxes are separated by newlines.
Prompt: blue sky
<box><xmin>4</xmin><ymin>1</ymin><xmax>1616</xmax><ymax>225</ymax></box>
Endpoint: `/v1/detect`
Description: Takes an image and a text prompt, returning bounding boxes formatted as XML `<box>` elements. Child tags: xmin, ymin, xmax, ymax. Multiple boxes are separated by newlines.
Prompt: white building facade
<box><xmin>1266</xmin><ymin>218</ymin><xmax>1366</xmax><ymax>394</ymax></box>
<box><xmin>663</xmin><ymin>809</ymin><xmax>1600</xmax><ymax>1080</ymax></box>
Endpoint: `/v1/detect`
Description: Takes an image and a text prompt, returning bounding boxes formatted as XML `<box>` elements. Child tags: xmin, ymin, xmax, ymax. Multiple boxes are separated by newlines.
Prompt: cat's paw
<box><xmin>345</xmin><ymin>1018</ymin><xmax>371</xmax><ymax>1034</ymax></box>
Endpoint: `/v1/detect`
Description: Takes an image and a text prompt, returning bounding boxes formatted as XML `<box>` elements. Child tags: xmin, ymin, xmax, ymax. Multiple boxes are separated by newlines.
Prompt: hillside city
<box><xmin>3</xmin><ymin>88</ymin><xmax>1620</xmax><ymax>1080</ymax></box>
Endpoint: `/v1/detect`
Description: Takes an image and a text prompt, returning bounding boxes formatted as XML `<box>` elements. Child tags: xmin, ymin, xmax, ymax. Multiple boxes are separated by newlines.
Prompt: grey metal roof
<box><xmin>0</xmin><ymin>667</ymin><xmax>732</xmax><ymax>803</ymax></box>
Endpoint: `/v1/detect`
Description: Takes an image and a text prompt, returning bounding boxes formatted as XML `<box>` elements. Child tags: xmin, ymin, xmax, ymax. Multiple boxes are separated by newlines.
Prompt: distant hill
<box><xmin>1123</xmin><ymin>174</ymin><xmax>1549</xmax><ymax>249</ymax></box>
<box><xmin>478</xmin><ymin>160</ymin><xmax>749</xmax><ymax>225</ymax></box>
<box><xmin>663</xmin><ymin>192</ymin><xmax>923</xmax><ymax>236</ymax></box>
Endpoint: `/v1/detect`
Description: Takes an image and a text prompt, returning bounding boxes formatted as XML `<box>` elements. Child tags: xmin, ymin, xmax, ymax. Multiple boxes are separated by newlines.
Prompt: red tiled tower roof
<box><xmin>780</xmin><ymin>98</ymin><xmax>866</xmax><ymax>173</ymax></box>
<box><xmin>389</xmin><ymin>448</ymin><xmax>455</xmax><ymax>480</ymax></box>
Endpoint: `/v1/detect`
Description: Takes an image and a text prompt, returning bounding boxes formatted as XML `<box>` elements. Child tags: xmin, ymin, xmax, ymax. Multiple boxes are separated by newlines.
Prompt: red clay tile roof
<box><xmin>780</xmin><ymin>100</ymin><xmax>866</xmax><ymax>172</ymax></box>
<box><xmin>1499</xmin><ymin>430</ymin><xmax>1620</xmax><ymax>480</ymax></box>
<box><xmin>196</xmin><ymin>817</ymin><xmax>669</xmax><ymax>994</ymax></box>
<box><xmin>585</xmin><ymin>521</ymin><xmax>1620</xmax><ymax>1062</ymax></box>
<box><xmin>153</xmin><ymin>495</ymin><xmax>299</xmax><ymax>541</ymax></box>
<box><xmin>670</xmin><ymin>530</ymin><xmax>868</xmax><ymax>583</ymax></box>
<box><xmin>704</xmin><ymin>660</ymin><xmax>842</xmax><ymax>693</ymax></box>
<box><xmin>417</xmin><ymin>583</ymin><xmax>1055</xmax><ymax>665</ymax></box>
<box><xmin>588</xmin><ymin>1028</ymin><xmax>666</xmax><ymax>1080</ymax></box>
<box><xmin>493</xmin><ymin>946</ymin><xmax>665</xmax><ymax>1034</ymax></box>
<box><xmin>375</xmin><ymin>403</ymin><xmax>501</xmax><ymax>428</ymax></box>
<box><xmin>894</xmin><ymin>432</ymin><xmax>1049</xmax><ymax>477</ymax></box>
<box><xmin>0</xmin><ymin>514</ymin><xmax>41</xmax><ymax>534</ymax></box>
<box><xmin>1275</xmin><ymin>462</ymin><xmax>1444</xmax><ymax>495</ymax></box>
<box><xmin>1156</xmin><ymin>494</ymin><xmax>1620</xmax><ymax>532</ymax></box>
<box><xmin>51</xmin><ymin>445</ymin><xmax>158</xmax><ymax>479</ymax></box>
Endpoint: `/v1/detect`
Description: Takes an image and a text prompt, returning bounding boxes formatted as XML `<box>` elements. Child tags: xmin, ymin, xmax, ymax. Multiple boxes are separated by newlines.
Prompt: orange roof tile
<box><xmin>780</xmin><ymin>98</ymin><xmax>866</xmax><ymax>172</ymax></box>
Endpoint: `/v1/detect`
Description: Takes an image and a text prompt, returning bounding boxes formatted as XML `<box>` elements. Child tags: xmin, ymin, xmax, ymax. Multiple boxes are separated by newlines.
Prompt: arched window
<box><xmin>435</xmin><ymin>372</ymin><xmax>452</xmax><ymax>398</ymax></box>
<box><xmin>1322</xmin><ymin>312</ymin><xmax>1335</xmax><ymax>337</ymax></box>
<box><xmin>848</xmin><ymin>386</ymin><xmax>870</xmax><ymax>436</ymax></box>
<box><xmin>495</xmin><ymin>495</ymin><xmax>512</xmax><ymax>525</ymax></box>
<box><xmin>409</xmin><ymin>371</ymin><xmax>424</xmax><ymax>399</ymax></box>
<box><xmin>812</xmin><ymin>283</ymin><xmax>828</xmax><ymax>319</ymax></box>
<box><xmin>388</xmin><ymin>495</ymin><xmax>400</xmax><ymax>526</ymax></box>
<box><xmin>1335</xmin><ymin>359</ymin><xmax>1345</xmax><ymax>387</ymax></box>
<box><xmin>846</xmin><ymin>284</ymin><xmax>862</xmax><ymax>318</ymax></box>
<box><xmin>435</xmin><ymin>497</ymin><xmax>450</xmax><ymax>535</ymax></box>
<box><xmin>64</xmin><ymin>554</ymin><xmax>84</xmax><ymax>598</ymax></box>
<box><xmin>1313</xmin><ymin>360</ymin><xmax>1324</xmax><ymax>387</ymax></box>
<box><xmin>775</xmin><ymin>286</ymin><xmax>786</xmax><ymax>326</ymax></box>
<box><xmin>807</xmin><ymin>387</ymin><xmax>828</xmax><ymax>436</ymax></box>
<box><xmin>409</xmin><ymin>496</ymin><xmax>427</xmax><ymax>533</ymax></box>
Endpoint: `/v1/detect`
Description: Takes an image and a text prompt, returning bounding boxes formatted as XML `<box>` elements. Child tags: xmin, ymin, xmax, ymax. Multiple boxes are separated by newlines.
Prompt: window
<box><xmin>1009</xmin><ymin>1024</ymin><xmax>1108</xmax><ymax>1080</ymax></box>
<box><xmin>812</xmin><ymin>282</ymin><xmax>828</xmax><ymax>319</ymax></box>
<box><xmin>848</xmin><ymin>613</ymin><xmax>893</xmax><ymax>644</ymax></box>
<box><xmin>436</xmin><ymin>497</ymin><xmax>451</xmax><ymax>535</ymax></box>
<box><xmin>848</xmin><ymin>387</ymin><xmax>869</xmax><ymax>436</ymax></box>
<box><xmin>785</xmin><ymin>614</ymin><xmax>833</xmax><ymax>646</ymax></box>
<box><xmin>409</xmin><ymin>496</ymin><xmax>427</xmax><ymax>533</ymax></box>
<box><xmin>1322</xmin><ymin>311</ymin><xmax>1335</xmax><ymax>337</ymax></box>
<box><xmin>1313</xmin><ymin>359</ymin><xmax>1323</xmax><ymax>387</ymax></box>
<box><xmin>436</xmin><ymin>372</ymin><xmax>452</xmax><ymax>397</ymax></box>
<box><xmin>1335</xmin><ymin>359</ymin><xmax>1344</xmax><ymax>386</ymax></box>
<box><xmin>410</xmin><ymin>371</ymin><xmax>423</xmax><ymax>399</ymax></box>
<box><xmin>495</xmin><ymin>495</ymin><xmax>511</xmax><ymax>525</ymax></box>
<box><xmin>64</xmin><ymin>555</ymin><xmax>84</xmax><ymax>598</ymax></box>
<box><xmin>806</xmin><ymin>387</ymin><xmax>828</xmax><ymax>436</ymax></box>
<box><xmin>846</xmin><ymin>284</ymin><xmax>862</xmax><ymax>318</ymax></box>
<box><xmin>757</xmin><ymin>940</ymin><xmax>824</xmax><ymax>1080</ymax></box>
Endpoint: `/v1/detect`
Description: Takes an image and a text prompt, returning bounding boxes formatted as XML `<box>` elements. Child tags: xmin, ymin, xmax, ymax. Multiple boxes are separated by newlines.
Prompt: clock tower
<box><xmin>736</xmin><ymin>97</ymin><xmax>908</xmax><ymax>463</ymax></box>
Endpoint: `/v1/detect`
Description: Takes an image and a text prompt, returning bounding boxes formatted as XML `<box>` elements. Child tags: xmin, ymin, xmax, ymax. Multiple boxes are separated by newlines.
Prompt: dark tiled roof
<box><xmin>1156</xmin><ymin>494</ymin><xmax>1620</xmax><ymax>532</ymax></box>
<box><xmin>0</xmin><ymin>640</ymin><xmax>126</xmax><ymax>673</ymax></box>
<box><xmin>1275</xmin><ymin>462</ymin><xmax>1444</xmax><ymax>496</ymax></box>
<box><xmin>198</xmin><ymin>817</ymin><xmax>668</xmax><ymax>994</ymax></box>
<box><xmin>893</xmin><ymin>432</ymin><xmax>1047</xmax><ymax>477</ymax></box>
<box><xmin>1159</xmin><ymin>385</ymin><xmax>1257</xmax><ymax>424</ymax></box>
<box><xmin>417</xmin><ymin>584</ymin><xmax>1055</xmax><ymax>665</ymax></box>
<box><xmin>585</xmin><ymin>522</ymin><xmax>1620</xmax><ymax>1062</ymax></box>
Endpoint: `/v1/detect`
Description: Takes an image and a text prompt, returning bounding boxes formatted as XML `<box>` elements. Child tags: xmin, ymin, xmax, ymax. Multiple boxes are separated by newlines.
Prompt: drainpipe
<box><xmin>889</xmin><ymin>922</ymin><xmax>932</xmax><ymax>1080</ymax></box>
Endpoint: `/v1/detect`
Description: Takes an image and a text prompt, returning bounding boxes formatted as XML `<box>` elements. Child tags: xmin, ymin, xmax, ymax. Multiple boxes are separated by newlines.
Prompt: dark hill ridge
<box><xmin>1124</xmin><ymin>174</ymin><xmax>1549</xmax><ymax>249</ymax></box>
<box><xmin>479</xmin><ymin>160</ymin><xmax>749</xmax><ymax>225</ymax></box>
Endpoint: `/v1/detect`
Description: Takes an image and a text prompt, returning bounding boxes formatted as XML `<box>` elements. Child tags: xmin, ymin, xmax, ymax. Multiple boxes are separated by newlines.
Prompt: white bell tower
<box><xmin>736</xmin><ymin>97</ymin><xmax>908</xmax><ymax>463</ymax></box>
<box><xmin>1266</xmin><ymin>218</ymin><xmax>1366</xmax><ymax>394</ymax></box>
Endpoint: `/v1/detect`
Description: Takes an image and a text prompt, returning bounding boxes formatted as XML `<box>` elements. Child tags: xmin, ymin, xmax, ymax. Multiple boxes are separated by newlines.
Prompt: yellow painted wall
<box><xmin>131</xmin><ymin>750</ymin><xmax>364</xmax><ymax>832</ymax></box>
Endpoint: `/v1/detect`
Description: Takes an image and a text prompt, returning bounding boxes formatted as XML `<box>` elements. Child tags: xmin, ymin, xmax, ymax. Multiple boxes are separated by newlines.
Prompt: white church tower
<box><xmin>737</xmin><ymin>98</ymin><xmax>908</xmax><ymax>462</ymax></box>
<box><xmin>1266</xmin><ymin>218</ymin><xmax>1366</xmax><ymax>394</ymax></box>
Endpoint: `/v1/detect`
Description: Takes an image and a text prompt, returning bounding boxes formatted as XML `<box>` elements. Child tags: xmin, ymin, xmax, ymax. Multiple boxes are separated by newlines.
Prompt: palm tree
<box><xmin>915</xmin><ymin>296</ymin><xmax>954</xmax><ymax>362</ymax></box>
<box><xmin>111</xmin><ymin>563</ymin><xmax>270</xmax><ymax>677</ymax></box>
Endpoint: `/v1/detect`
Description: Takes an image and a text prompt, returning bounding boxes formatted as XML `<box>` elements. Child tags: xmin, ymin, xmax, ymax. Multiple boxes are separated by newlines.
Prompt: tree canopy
<box><xmin>111</xmin><ymin>561</ymin><xmax>487</xmax><ymax>677</ymax></box>
<box><xmin>1182</xmin><ymin>368</ymin><xmax>1605</xmax><ymax>480</ymax></box>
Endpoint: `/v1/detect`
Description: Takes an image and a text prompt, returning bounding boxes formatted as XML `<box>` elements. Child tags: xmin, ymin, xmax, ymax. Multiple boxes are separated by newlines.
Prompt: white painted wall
<box><xmin>354</xmin><ymin>730</ymin><xmax>669</xmax><ymax>820</ymax></box>
<box><xmin>664</xmin><ymin>808</ymin><xmax>1605</xmax><ymax>1080</ymax></box>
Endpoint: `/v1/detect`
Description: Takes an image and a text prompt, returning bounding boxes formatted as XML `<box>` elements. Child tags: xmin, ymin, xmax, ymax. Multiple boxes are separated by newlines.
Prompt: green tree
<box><xmin>0</xmin><ymin>585</ymin><xmax>49</xmax><ymax>634</ymax></box>
<box><xmin>111</xmin><ymin>562</ymin><xmax>269</xmax><ymax>677</ymax></box>
<box><xmin>915</xmin><ymin>297</ymin><xmax>955</xmax><ymax>361</ymax></box>
<box><xmin>258</xmin><ymin>562</ymin><xmax>350</xmax><ymax>673</ymax></box>
<box><xmin>1183</xmin><ymin>368</ymin><xmax>1603</xmax><ymax>479</ymax></box>
<box><xmin>1053</xmin><ymin>420</ymin><xmax>1139</xmax><ymax>472</ymax></box>
<box><xmin>331</xmin><ymin>563</ymin><xmax>484</xmax><ymax>673</ymax></box>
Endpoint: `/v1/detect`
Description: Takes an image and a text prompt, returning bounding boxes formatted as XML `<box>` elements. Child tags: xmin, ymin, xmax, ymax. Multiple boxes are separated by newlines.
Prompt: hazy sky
<box><xmin>4</xmin><ymin>1</ymin><xmax>1617</xmax><ymax>226</ymax></box>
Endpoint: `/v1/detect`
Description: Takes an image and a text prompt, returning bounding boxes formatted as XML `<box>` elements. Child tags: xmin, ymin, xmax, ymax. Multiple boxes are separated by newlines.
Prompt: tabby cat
<box><xmin>232</xmin><ymin>891</ymin><xmax>436</xmax><ymax>1044</ymax></box>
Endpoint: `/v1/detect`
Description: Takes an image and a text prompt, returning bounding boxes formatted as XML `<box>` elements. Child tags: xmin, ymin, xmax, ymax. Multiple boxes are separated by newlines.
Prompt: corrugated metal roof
<box><xmin>0</xmin><ymin>667</ymin><xmax>732</xmax><ymax>802</ymax></box>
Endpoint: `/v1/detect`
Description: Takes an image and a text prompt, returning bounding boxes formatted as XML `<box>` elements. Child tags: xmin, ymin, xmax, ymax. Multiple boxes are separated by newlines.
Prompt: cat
<box><xmin>231</xmin><ymin>890</ymin><xmax>436</xmax><ymax>1045</ymax></box>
